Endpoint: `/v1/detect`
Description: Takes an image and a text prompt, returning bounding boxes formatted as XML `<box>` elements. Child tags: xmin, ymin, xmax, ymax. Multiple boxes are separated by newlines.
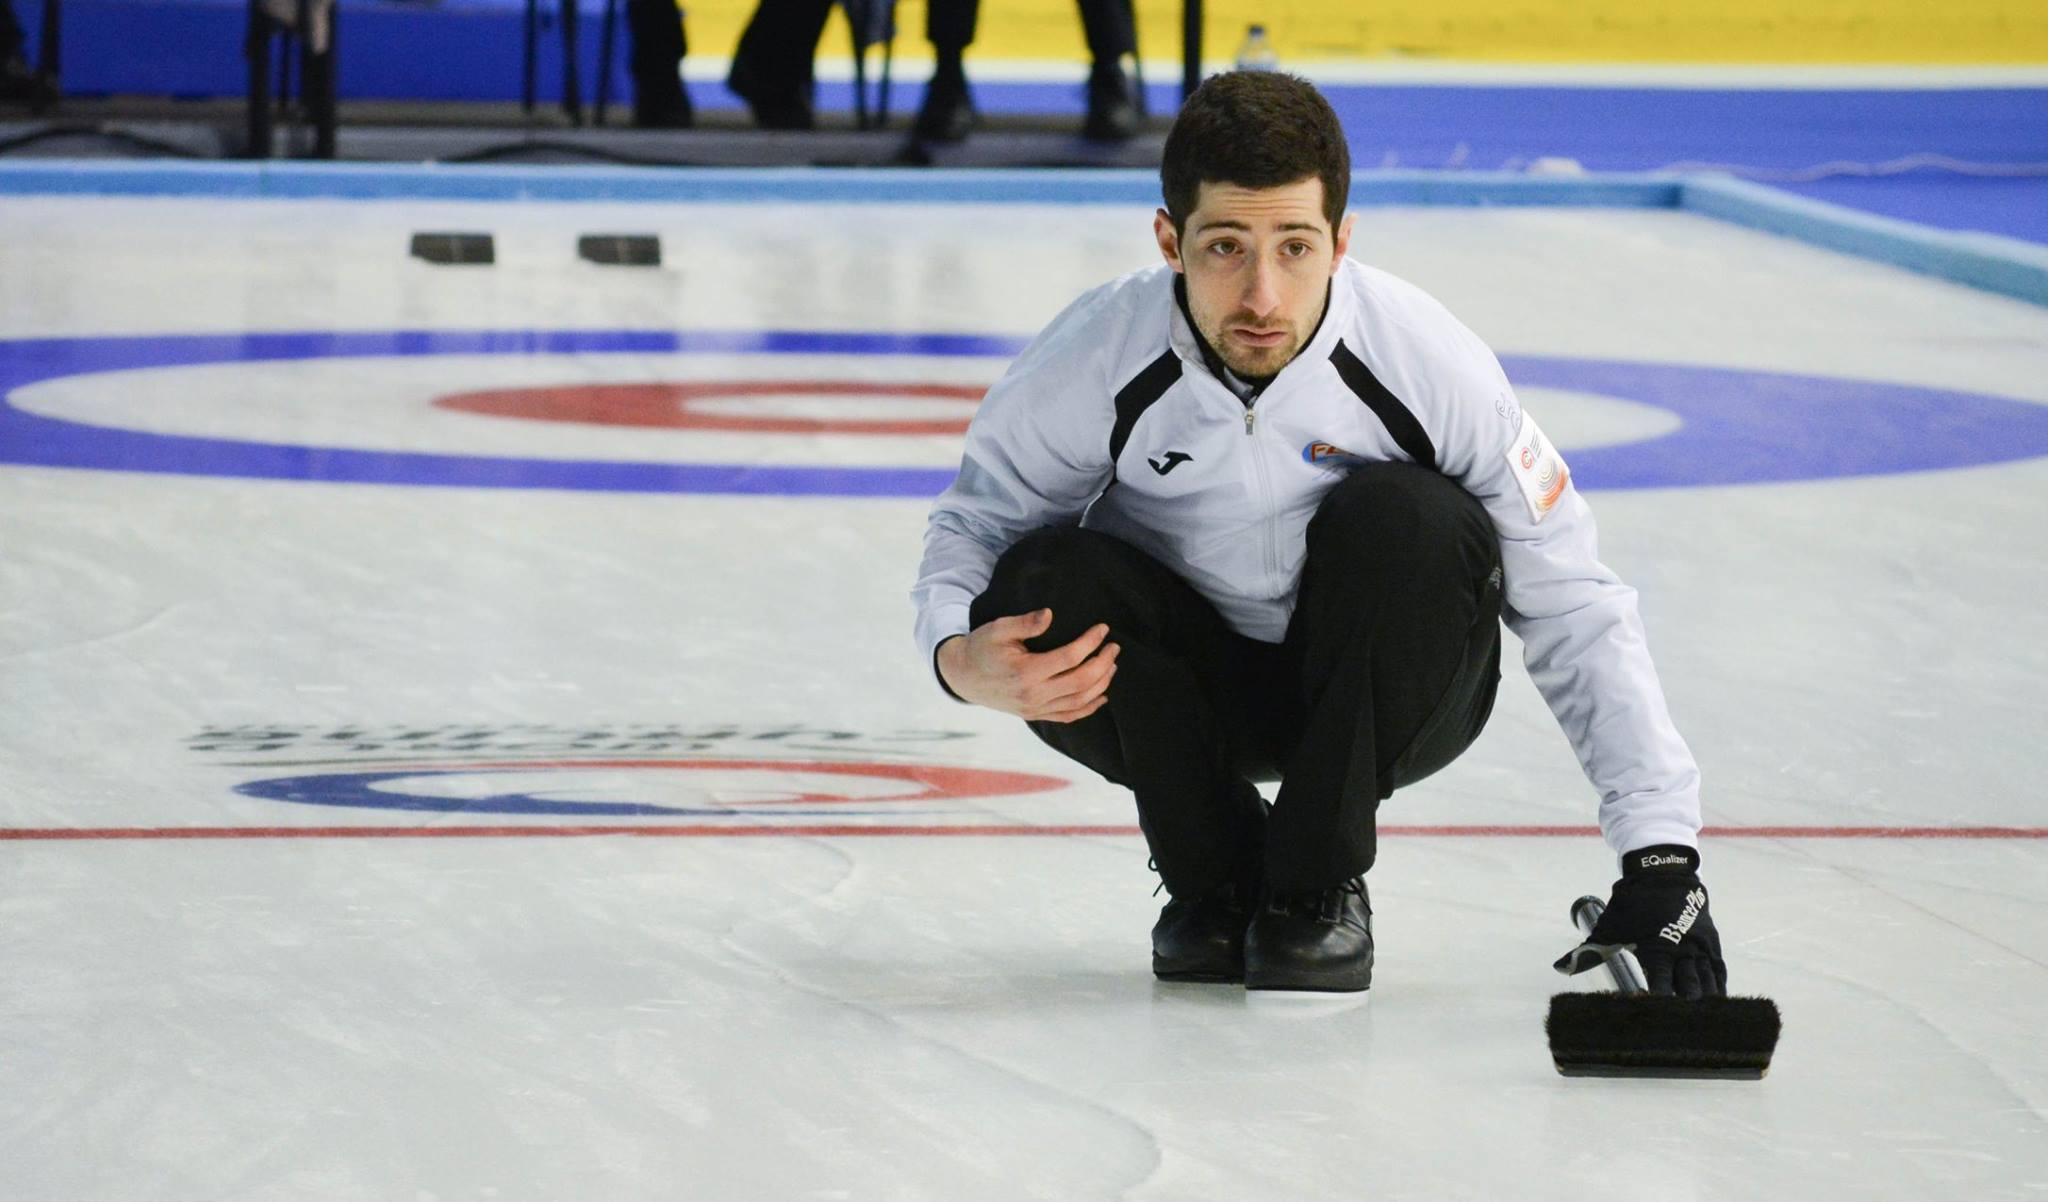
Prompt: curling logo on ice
<box><xmin>188</xmin><ymin>722</ymin><xmax>986</xmax><ymax>758</ymax></box>
<box><xmin>1658</xmin><ymin>887</ymin><xmax>1708</xmax><ymax>945</ymax></box>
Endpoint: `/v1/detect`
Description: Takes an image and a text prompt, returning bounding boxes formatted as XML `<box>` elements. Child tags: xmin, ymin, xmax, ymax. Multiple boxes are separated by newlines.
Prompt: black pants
<box><xmin>970</xmin><ymin>463</ymin><xmax>1503</xmax><ymax>896</ymax></box>
<box><xmin>1</xmin><ymin>1</ymin><xmax>24</xmax><ymax>62</ymax></box>
<box><xmin>730</xmin><ymin>0</ymin><xmax>1135</xmax><ymax>92</ymax></box>
<box><xmin>627</xmin><ymin>0</ymin><xmax>690</xmax><ymax>122</ymax></box>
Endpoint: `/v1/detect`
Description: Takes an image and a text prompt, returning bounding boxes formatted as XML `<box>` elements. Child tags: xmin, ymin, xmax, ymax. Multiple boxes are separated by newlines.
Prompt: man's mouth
<box><xmin>1232</xmin><ymin>327</ymin><xmax>1288</xmax><ymax>348</ymax></box>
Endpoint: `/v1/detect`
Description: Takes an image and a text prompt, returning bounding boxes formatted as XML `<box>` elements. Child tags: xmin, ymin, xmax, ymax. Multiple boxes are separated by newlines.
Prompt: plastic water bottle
<box><xmin>1235</xmin><ymin>25</ymin><xmax>1279</xmax><ymax>72</ymax></box>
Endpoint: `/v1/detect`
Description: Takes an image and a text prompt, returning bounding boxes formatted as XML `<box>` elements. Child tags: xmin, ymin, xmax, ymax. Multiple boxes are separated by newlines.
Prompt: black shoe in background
<box><xmin>633</xmin><ymin>104</ymin><xmax>693</xmax><ymax>130</ymax></box>
<box><xmin>1244</xmin><ymin>876</ymin><xmax>1373</xmax><ymax>993</ymax></box>
<box><xmin>0</xmin><ymin>57</ymin><xmax>56</xmax><ymax>108</ymax></box>
<box><xmin>1151</xmin><ymin>880</ymin><xmax>1253</xmax><ymax>982</ymax></box>
<box><xmin>912</xmin><ymin>64</ymin><xmax>976</xmax><ymax>143</ymax></box>
<box><xmin>1080</xmin><ymin>61</ymin><xmax>1140</xmax><ymax>142</ymax></box>
<box><xmin>633</xmin><ymin>88</ymin><xmax>694</xmax><ymax>129</ymax></box>
<box><xmin>727</xmin><ymin>56</ymin><xmax>814</xmax><ymax>130</ymax></box>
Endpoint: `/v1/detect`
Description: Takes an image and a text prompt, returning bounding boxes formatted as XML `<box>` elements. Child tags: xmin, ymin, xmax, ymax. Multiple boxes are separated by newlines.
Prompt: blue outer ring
<box><xmin>3</xmin><ymin>327</ymin><xmax>2046</xmax><ymax>494</ymax></box>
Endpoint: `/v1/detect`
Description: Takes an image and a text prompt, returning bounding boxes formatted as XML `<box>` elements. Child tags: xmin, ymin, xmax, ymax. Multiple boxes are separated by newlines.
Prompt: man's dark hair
<box><xmin>1160</xmin><ymin>72</ymin><xmax>1350</xmax><ymax>236</ymax></box>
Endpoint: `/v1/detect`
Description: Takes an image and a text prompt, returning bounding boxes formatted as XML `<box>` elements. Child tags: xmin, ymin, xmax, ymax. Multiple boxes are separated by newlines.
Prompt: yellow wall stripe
<box><xmin>678</xmin><ymin>1</ymin><xmax>2048</xmax><ymax>69</ymax></box>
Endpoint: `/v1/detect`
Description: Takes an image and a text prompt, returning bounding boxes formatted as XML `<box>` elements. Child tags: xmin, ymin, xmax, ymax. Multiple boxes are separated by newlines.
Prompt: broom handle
<box><xmin>1570</xmin><ymin>895</ymin><xmax>1648</xmax><ymax>996</ymax></box>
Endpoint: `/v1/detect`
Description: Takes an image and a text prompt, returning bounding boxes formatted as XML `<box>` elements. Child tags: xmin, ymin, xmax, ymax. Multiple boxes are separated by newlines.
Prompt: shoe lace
<box><xmin>1270</xmin><ymin>876</ymin><xmax>1368</xmax><ymax>923</ymax></box>
<box><xmin>1327</xmin><ymin>877</ymin><xmax>1369</xmax><ymax>921</ymax></box>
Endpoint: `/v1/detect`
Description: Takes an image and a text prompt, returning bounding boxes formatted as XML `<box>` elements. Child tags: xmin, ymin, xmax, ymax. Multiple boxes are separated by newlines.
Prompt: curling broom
<box><xmin>1546</xmin><ymin>895</ymin><xmax>1781</xmax><ymax>1079</ymax></box>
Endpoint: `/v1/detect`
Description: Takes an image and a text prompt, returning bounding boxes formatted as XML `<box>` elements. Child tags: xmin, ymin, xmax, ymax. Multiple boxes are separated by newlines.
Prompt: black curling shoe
<box><xmin>0</xmin><ymin>57</ymin><xmax>57</xmax><ymax>108</ymax></box>
<box><xmin>912</xmin><ymin>66</ymin><xmax>977</xmax><ymax>144</ymax></box>
<box><xmin>1244</xmin><ymin>877</ymin><xmax>1373</xmax><ymax>993</ymax></box>
<box><xmin>1151</xmin><ymin>882</ymin><xmax>1252</xmax><ymax>982</ymax></box>
<box><xmin>1080</xmin><ymin>62</ymin><xmax>1140</xmax><ymax>142</ymax></box>
<box><xmin>726</xmin><ymin>58</ymin><xmax>814</xmax><ymax>131</ymax></box>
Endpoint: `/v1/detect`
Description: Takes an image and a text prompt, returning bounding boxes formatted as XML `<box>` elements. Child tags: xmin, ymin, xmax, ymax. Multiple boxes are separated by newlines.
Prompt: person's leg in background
<box><xmin>0</xmin><ymin>0</ymin><xmax>22</xmax><ymax>61</ymax></box>
<box><xmin>912</xmin><ymin>0</ymin><xmax>979</xmax><ymax>142</ymax></box>
<box><xmin>726</xmin><ymin>0</ymin><xmax>834</xmax><ymax>128</ymax></box>
<box><xmin>0</xmin><ymin>0</ymin><xmax>53</xmax><ymax>106</ymax></box>
<box><xmin>970</xmin><ymin>526</ymin><xmax>1276</xmax><ymax>980</ymax></box>
<box><xmin>1247</xmin><ymin>462</ymin><xmax>1505</xmax><ymax>990</ymax></box>
<box><xmin>1075</xmin><ymin>0</ymin><xmax>1142</xmax><ymax>140</ymax></box>
<box><xmin>626</xmin><ymin>0</ymin><xmax>694</xmax><ymax>127</ymax></box>
<box><xmin>913</xmin><ymin>0</ymin><xmax>1143</xmax><ymax>144</ymax></box>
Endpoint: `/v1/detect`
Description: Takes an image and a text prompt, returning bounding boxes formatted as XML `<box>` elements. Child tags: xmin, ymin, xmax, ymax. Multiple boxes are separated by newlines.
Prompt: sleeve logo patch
<box><xmin>1505</xmin><ymin>413</ymin><xmax>1569</xmax><ymax>523</ymax></box>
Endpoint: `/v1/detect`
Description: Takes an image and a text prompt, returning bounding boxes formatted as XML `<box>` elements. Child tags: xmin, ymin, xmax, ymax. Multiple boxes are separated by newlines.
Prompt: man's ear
<box><xmin>1154</xmin><ymin>209</ymin><xmax>1184</xmax><ymax>273</ymax></box>
<box><xmin>1331</xmin><ymin>212</ymin><xmax>1355</xmax><ymax>270</ymax></box>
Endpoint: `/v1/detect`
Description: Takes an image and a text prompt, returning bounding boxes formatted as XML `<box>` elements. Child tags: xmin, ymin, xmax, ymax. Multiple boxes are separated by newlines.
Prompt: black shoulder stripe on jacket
<box><xmin>1330</xmin><ymin>340</ymin><xmax>1438</xmax><ymax>471</ymax></box>
<box><xmin>1108</xmin><ymin>350</ymin><xmax>1184</xmax><ymax>465</ymax></box>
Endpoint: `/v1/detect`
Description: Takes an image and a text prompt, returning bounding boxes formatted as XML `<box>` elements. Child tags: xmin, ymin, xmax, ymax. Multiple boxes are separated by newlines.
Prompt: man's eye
<box><xmin>1284</xmin><ymin>241</ymin><xmax>1311</xmax><ymax>257</ymax></box>
<box><xmin>1210</xmin><ymin>241</ymin><xmax>1239</xmax><ymax>256</ymax></box>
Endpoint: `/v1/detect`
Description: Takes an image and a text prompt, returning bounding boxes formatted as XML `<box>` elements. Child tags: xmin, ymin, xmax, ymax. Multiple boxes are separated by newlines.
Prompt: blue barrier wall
<box><xmin>15</xmin><ymin>1</ymin><xmax>2044</xmax><ymax>245</ymax></box>
<box><xmin>25</xmin><ymin>0</ymin><xmax>633</xmax><ymax>102</ymax></box>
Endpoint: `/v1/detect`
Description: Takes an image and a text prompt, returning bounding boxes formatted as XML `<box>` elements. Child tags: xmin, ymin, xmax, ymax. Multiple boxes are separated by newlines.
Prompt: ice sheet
<box><xmin>1</xmin><ymin>195</ymin><xmax>2045</xmax><ymax>1200</ymax></box>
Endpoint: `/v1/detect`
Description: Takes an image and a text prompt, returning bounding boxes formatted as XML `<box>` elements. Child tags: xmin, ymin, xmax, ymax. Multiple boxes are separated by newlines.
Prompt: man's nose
<box><xmin>1243</xmin><ymin>256</ymin><xmax>1282</xmax><ymax>318</ymax></box>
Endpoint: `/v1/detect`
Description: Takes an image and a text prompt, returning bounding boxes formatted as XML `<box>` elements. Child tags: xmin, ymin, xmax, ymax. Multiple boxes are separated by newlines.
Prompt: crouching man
<box><xmin>911</xmin><ymin>72</ymin><xmax>1727</xmax><ymax>997</ymax></box>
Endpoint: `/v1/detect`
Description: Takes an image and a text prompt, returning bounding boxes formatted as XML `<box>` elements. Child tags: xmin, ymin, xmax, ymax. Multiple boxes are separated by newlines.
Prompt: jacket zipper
<box><xmin>1244</xmin><ymin>404</ymin><xmax>1280</xmax><ymax>586</ymax></box>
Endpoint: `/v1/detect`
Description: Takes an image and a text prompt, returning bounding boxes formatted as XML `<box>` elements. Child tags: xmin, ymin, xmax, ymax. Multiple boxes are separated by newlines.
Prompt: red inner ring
<box><xmin>433</xmin><ymin>380</ymin><xmax>986</xmax><ymax>435</ymax></box>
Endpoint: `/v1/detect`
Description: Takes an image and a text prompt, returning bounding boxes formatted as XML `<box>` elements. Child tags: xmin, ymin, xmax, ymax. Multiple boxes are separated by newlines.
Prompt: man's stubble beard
<box><xmin>1206</xmin><ymin>320</ymin><xmax>1301</xmax><ymax>381</ymax></box>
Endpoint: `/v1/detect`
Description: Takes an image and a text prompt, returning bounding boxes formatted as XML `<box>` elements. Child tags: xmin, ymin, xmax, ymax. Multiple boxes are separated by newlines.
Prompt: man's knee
<box><xmin>972</xmin><ymin>527</ymin><xmax>1127</xmax><ymax>642</ymax></box>
<box><xmin>1307</xmin><ymin>463</ymin><xmax>1496</xmax><ymax>578</ymax></box>
<box><xmin>980</xmin><ymin>526</ymin><xmax>1093</xmax><ymax>606</ymax></box>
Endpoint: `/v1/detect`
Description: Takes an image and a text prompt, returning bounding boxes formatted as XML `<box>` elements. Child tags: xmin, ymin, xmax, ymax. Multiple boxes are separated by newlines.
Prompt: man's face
<box><xmin>1155</xmin><ymin>177</ymin><xmax>1354</xmax><ymax>380</ymax></box>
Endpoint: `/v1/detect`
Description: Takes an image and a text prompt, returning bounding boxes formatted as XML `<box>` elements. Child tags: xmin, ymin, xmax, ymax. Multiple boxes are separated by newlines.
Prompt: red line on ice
<box><xmin>3</xmin><ymin>824</ymin><xmax>2047</xmax><ymax>842</ymax></box>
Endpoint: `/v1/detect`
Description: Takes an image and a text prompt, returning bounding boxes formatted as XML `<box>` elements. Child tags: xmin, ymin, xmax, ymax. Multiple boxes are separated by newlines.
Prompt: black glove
<box><xmin>1554</xmin><ymin>844</ymin><xmax>1727</xmax><ymax>999</ymax></box>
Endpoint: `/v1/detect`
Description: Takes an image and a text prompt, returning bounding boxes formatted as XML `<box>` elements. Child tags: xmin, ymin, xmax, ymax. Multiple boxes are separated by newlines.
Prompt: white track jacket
<box><xmin>912</xmin><ymin>257</ymin><xmax>1701</xmax><ymax>855</ymax></box>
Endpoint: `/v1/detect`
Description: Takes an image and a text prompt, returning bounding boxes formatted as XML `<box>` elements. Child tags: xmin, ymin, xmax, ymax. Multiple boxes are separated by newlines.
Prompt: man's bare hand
<box><xmin>936</xmin><ymin>609</ymin><xmax>1120</xmax><ymax>723</ymax></box>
